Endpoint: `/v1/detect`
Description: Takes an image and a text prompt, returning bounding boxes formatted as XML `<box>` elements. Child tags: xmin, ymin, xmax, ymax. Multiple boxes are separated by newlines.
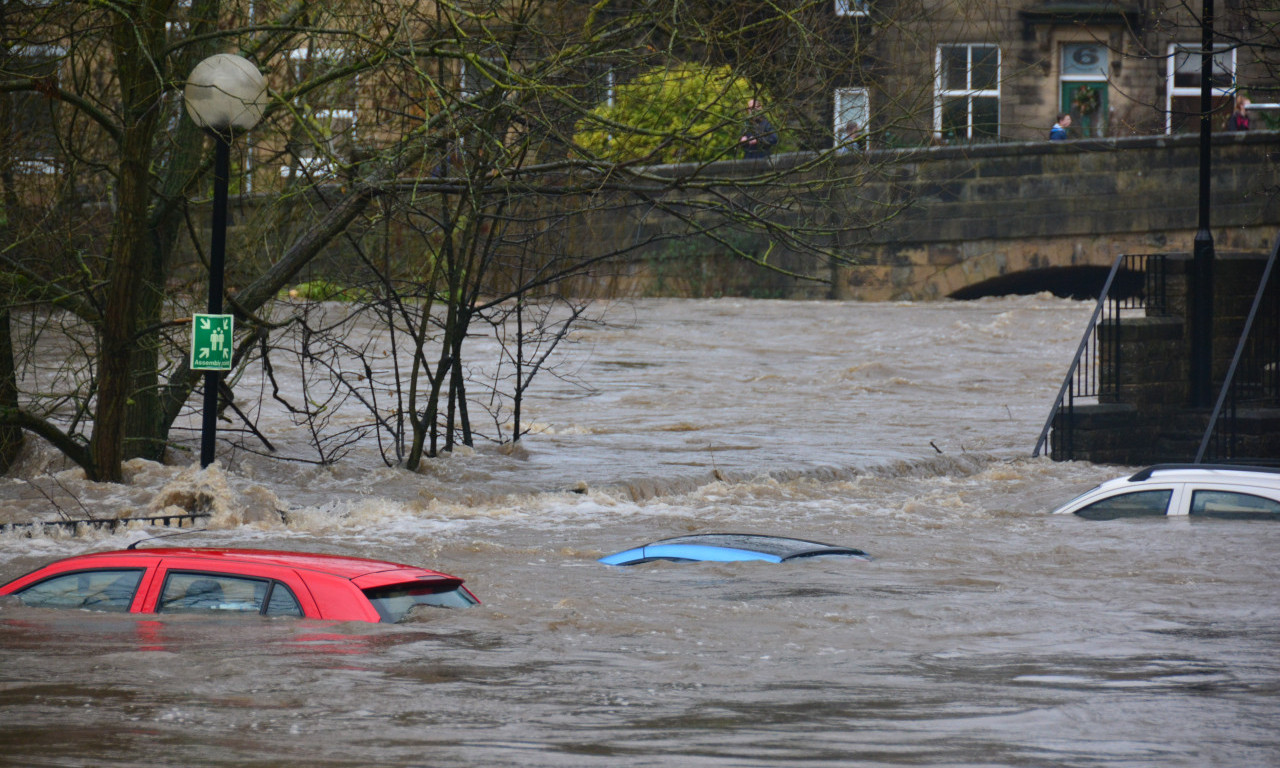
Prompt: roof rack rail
<box><xmin>1127</xmin><ymin>463</ymin><xmax>1280</xmax><ymax>482</ymax></box>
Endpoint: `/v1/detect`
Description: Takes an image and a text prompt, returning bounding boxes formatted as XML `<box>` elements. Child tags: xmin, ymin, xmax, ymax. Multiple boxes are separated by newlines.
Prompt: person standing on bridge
<box><xmin>740</xmin><ymin>98</ymin><xmax>779</xmax><ymax>159</ymax></box>
<box><xmin>836</xmin><ymin>121</ymin><xmax>862</xmax><ymax>154</ymax></box>
<box><xmin>1049</xmin><ymin>113</ymin><xmax>1071</xmax><ymax>141</ymax></box>
<box><xmin>1225</xmin><ymin>95</ymin><xmax>1250</xmax><ymax>131</ymax></box>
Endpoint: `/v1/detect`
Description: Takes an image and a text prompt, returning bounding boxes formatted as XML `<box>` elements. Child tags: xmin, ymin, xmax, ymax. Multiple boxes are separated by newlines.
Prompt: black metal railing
<box><xmin>1033</xmin><ymin>253</ymin><xmax>1167</xmax><ymax>459</ymax></box>
<box><xmin>1196</xmin><ymin>234</ymin><xmax>1280</xmax><ymax>464</ymax></box>
<box><xmin>0</xmin><ymin>512</ymin><xmax>211</xmax><ymax>537</ymax></box>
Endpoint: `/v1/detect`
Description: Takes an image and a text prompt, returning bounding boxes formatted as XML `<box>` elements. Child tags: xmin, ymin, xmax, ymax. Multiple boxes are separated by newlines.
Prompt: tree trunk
<box><xmin>0</xmin><ymin>51</ymin><xmax>25</xmax><ymax>471</ymax></box>
<box><xmin>0</xmin><ymin>306</ymin><xmax>21</xmax><ymax>472</ymax></box>
<box><xmin>89</xmin><ymin>5</ymin><xmax>168</xmax><ymax>482</ymax></box>
<box><xmin>125</xmin><ymin>0</ymin><xmax>222</xmax><ymax>463</ymax></box>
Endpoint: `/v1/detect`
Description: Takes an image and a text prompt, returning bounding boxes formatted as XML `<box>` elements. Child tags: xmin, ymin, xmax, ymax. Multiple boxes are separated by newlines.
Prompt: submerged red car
<box><xmin>0</xmin><ymin>547</ymin><xmax>478</xmax><ymax>624</ymax></box>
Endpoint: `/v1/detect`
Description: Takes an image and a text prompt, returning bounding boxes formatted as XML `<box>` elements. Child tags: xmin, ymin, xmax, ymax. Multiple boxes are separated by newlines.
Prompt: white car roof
<box><xmin>1122</xmin><ymin>464</ymin><xmax>1280</xmax><ymax>487</ymax></box>
<box><xmin>1053</xmin><ymin>463</ymin><xmax>1280</xmax><ymax>515</ymax></box>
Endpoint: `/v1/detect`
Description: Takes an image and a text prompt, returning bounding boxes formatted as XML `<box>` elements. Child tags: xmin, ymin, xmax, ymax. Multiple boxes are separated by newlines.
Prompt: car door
<box><xmin>1185</xmin><ymin>482</ymin><xmax>1280</xmax><ymax>519</ymax></box>
<box><xmin>137</xmin><ymin>558</ymin><xmax>319</xmax><ymax>618</ymax></box>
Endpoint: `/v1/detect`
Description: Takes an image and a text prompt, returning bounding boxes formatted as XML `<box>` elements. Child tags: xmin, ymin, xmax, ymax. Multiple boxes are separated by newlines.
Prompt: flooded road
<box><xmin>2</xmin><ymin>297</ymin><xmax>1277</xmax><ymax>767</ymax></box>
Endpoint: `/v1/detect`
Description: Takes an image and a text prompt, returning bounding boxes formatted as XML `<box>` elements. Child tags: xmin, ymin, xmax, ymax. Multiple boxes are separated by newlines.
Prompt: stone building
<box><xmin>4</xmin><ymin>2</ymin><xmax>1274</xmax><ymax>187</ymax></box>
<box><xmin>821</xmin><ymin>1</ymin><xmax>1275</xmax><ymax>147</ymax></box>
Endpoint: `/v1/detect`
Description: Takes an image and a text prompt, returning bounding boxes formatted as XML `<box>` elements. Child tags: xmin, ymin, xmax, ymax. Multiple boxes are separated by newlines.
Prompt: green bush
<box><xmin>574</xmin><ymin>64</ymin><xmax>775</xmax><ymax>164</ymax></box>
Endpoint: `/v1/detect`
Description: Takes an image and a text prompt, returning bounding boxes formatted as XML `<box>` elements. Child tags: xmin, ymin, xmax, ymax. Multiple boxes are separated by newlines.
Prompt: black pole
<box><xmin>200</xmin><ymin>134</ymin><xmax>230</xmax><ymax>467</ymax></box>
<box><xmin>1190</xmin><ymin>0</ymin><xmax>1215</xmax><ymax>407</ymax></box>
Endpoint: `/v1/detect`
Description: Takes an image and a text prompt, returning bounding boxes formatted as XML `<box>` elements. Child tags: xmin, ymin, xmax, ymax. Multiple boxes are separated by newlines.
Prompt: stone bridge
<box><xmin>575</xmin><ymin>131</ymin><xmax>1280</xmax><ymax>301</ymax></box>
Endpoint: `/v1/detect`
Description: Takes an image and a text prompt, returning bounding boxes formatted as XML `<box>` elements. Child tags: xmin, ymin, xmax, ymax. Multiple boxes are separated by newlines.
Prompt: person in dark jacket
<box><xmin>740</xmin><ymin>99</ymin><xmax>779</xmax><ymax>158</ymax></box>
<box><xmin>1225</xmin><ymin>96</ymin><xmax>1250</xmax><ymax>131</ymax></box>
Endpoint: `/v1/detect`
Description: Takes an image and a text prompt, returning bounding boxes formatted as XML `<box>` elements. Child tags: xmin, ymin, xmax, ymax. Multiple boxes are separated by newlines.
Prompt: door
<box><xmin>1059</xmin><ymin>42</ymin><xmax>1109</xmax><ymax>138</ymax></box>
<box><xmin>1061</xmin><ymin>81</ymin><xmax>1108</xmax><ymax>138</ymax></box>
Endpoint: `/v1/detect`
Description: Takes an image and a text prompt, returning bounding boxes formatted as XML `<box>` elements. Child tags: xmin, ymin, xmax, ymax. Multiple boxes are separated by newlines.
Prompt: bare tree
<box><xmin>1</xmin><ymin>0</ymin><xmax>918</xmax><ymax>481</ymax></box>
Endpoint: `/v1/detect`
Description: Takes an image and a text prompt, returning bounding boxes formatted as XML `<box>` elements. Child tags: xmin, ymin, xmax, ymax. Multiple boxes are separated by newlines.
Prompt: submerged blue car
<box><xmin>599</xmin><ymin>533</ymin><xmax>870</xmax><ymax>566</ymax></box>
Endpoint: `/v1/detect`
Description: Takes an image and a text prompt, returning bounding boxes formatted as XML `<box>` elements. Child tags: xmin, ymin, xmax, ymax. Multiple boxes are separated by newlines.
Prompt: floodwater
<box><xmin>1</xmin><ymin>297</ymin><xmax>1277</xmax><ymax>767</ymax></box>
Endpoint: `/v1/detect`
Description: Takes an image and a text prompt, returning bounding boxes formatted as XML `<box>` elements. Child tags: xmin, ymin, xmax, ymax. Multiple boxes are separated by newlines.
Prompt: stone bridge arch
<box><xmin>832</xmin><ymin>132</ymin><xmax>1278</xmax><ymax>301</ymax></box>
<box><xmin>900</xmin><ymin>239</ymin><xmax>1144</xmax><ymax>301</ymax></box>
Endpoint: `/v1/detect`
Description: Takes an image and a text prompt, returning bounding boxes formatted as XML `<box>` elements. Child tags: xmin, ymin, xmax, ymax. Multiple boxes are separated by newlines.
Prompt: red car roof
<box><xmin>59</xmin><ymin>548</ymin><xmax>448</xmax><ymax>582</ymax></box>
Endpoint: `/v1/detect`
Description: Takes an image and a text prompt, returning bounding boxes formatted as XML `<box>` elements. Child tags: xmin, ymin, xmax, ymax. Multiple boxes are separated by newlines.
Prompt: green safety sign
<box><xmin>191</xmin><ymin>313</ymin><xmax>234</xmax><ymax>371</ymax></box>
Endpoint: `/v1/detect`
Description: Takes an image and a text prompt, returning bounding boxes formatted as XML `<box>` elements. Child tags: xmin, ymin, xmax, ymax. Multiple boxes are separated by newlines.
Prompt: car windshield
<box><xmin>646</xmin><ymin>534</ymin><xmax>866</xmax><ymax>559</ymax></box>
<box><xmin>363</xmin><ymin>582</ymin><xmax>478</xmax><ymax>623</ymax></box>
<box><xmin>600</xmin><ymin>534</ymin><xmax>869</xmax><ymax>565</ymax></box>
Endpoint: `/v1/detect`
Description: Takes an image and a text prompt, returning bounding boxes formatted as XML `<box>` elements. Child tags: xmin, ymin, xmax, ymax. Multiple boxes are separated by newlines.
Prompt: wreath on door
<box><xmin>1072</xmin><ymin>85</ymin><xmax>1100</xmax><ymax>116</ymax></box>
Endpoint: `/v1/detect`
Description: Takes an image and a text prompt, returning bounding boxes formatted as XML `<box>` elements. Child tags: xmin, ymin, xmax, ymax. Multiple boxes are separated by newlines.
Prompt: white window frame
<box><xmin>934</xmin><ymin>44</ymin><xmax>1001</xmax><ymax>141</ymax></box>
<box><xmin>460</xmin><ymin>56</ymin><xmax>504</xmax><ymax>100</ymax></box>
<box><xmin>166</xmin><ymin>0</ymin><xmax>192</xmax><ymax>35</ymax></box>
<box><xmin>833</xmin><ymin>87</ymin><xmax>869</xmax><ymax>149</ymax></box>
<box><xmin>835</xmin><ymin>0</ymin><xmax>868</xmax><ymax>16</ymax></box>
<box><xmin>9</xmin><ymin>45</ymin><xmax>67</xmax><ymax>174</ymax></box>
<box><xmin>278</xmin><ymin>108</ymin><xmax>356</xmax><ymax>179</ymax></box>
<box><xmin>600</xmin><ymin>67</ymin><xmax>616</xmax><ymax>109</ymax></box>
<box><xmin>283</xmin><ymin>48</ymin><xmax>357</xmax><ymax>179</ymax></box>
<box><xmin>1165</xmin><ymin>42</ymin><xmax>1235</xmax><ymax>134</ymax></box>
<box><xmin>1060</xmin><ymin>42</ymin><xmax>1109</xmax><ymax>84</ymax></box>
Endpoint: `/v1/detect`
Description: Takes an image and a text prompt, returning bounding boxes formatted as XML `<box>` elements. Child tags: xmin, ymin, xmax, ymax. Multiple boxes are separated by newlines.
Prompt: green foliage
<box><xmin>574</xmin><ymin>64</ymin><xmax>772</xmax><ymax>164</ymax></box>
<box><xmin>286</xmin><ymin>279</ymin><xmax>368</xmax><ymax>302</ymax></box>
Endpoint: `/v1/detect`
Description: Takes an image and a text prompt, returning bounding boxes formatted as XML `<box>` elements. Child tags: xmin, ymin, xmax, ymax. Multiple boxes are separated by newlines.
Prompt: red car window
<box><xmin>144</xmin><ymin>557</ymin><xmax>320</xmax><ymax>618</ymax></box>
<box><xmin>12</xmin><ymin>568</ymin><xmax>144</xmax><ymax>613</ymax></box>
<box><xmin>265</xmin><ymin>583</ymin><xmax>303</xmax><ymax>616</ymax></box>
<box><xmin>158</xmin><ymin>571</ymin><xmax>303</xmax><ymax>618</ymax></box>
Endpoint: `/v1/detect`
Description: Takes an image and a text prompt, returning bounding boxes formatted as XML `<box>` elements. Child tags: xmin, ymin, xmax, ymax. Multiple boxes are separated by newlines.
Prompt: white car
<box><xmin>1052</xmin><ymin>464</ymin><xmax>1280</xmax><ymax>519</ymax></box>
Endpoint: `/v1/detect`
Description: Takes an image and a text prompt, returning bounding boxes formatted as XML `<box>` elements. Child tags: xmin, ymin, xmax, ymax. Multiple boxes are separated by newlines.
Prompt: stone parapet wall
<box><xmin>560</xmin><ymin>131</ymin><xmax>1278</xmax><ymax>301</ymax></box>
<box><xmin>832</xmin><ymin>131</ymin><xmax>1279</xmax><ymax>300</ymax></box>
<box><xmin>193</xmin><ymin>131</ymin><xmax>1278</xmax><ymax>303</ymax></box>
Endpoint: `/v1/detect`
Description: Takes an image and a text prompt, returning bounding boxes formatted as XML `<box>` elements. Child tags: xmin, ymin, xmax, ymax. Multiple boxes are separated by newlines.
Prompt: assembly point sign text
<box><xmin>191</xmin><ymin>313</ymin><xmax>233</xmax><ymax>371</ymax></box>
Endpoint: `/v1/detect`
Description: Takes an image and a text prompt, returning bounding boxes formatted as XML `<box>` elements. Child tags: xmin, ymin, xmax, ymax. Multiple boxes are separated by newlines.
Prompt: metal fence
<box><xmin>0</xmin><ymin>512</ymin><xmax>210</xmax><ymax>537</ymax></box>
<box><xmin>1033</xmin><ymin>253</ymin><xmax>1167</xmax><ymax>459</ymax></box>
<box><xmin>1196</xmin><ymin>236</ymin><xmax>1280</xmax><ymax>464</ymax></box>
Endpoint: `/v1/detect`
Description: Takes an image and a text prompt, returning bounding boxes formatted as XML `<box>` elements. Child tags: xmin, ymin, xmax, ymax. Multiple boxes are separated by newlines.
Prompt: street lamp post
<box><xmin>1190</xmin><ymin>0</ymin><xmax>1216</xmax><ymax>408</ymax></box>
<box><xmin>184</xmin><ymin>54</ymin><xmax>268</xmax><ymax>467</ymax></box>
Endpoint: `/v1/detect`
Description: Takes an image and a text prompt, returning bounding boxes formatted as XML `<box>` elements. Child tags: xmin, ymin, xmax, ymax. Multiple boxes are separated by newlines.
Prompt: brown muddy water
<box><xmin>1</xmin><ymin>297</ymin><xmax>1277</xmax><ymax>767</ymax></box>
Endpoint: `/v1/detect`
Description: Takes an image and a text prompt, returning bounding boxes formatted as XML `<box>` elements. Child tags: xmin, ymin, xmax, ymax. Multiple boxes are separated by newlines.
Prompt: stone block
<box><xmin>978</xmin><ymin>155</ymin><xmax>1045</xmax><ymax>178</ymax></box>
<box><xmin>927</xmin><ymin>245</ymin><xmax>963</xmax><ymax>266</ymax></box>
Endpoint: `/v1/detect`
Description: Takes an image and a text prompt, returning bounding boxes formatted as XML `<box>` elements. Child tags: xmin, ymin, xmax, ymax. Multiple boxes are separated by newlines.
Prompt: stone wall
<box><xmin>198</xmin><ymin>131</ymin><xmax>1279</xmax><ymax>303</ymax></box>
<box><xmin>559</xmin><ymin>131</ymin><xmax>1279</xmax><ymax>301</ymax></box>
<box><xmin>835</xmin><ymin>131</ymin><xmax>1279</xmax><ymax>300</ymax></box>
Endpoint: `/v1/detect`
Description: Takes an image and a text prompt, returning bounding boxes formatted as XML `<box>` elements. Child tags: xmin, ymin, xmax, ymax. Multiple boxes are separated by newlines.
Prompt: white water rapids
<box><xmin>1</xmin><ymin>296</ymin><xmax>1277</xmax><ymax>767</ymax></box>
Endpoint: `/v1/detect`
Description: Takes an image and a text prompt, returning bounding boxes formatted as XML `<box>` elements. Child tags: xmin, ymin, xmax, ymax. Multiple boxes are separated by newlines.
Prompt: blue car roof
<box><xmin>599</xmin><ymin>534</ymin><xmax>870</xmax><ymax>566</ymax></box>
